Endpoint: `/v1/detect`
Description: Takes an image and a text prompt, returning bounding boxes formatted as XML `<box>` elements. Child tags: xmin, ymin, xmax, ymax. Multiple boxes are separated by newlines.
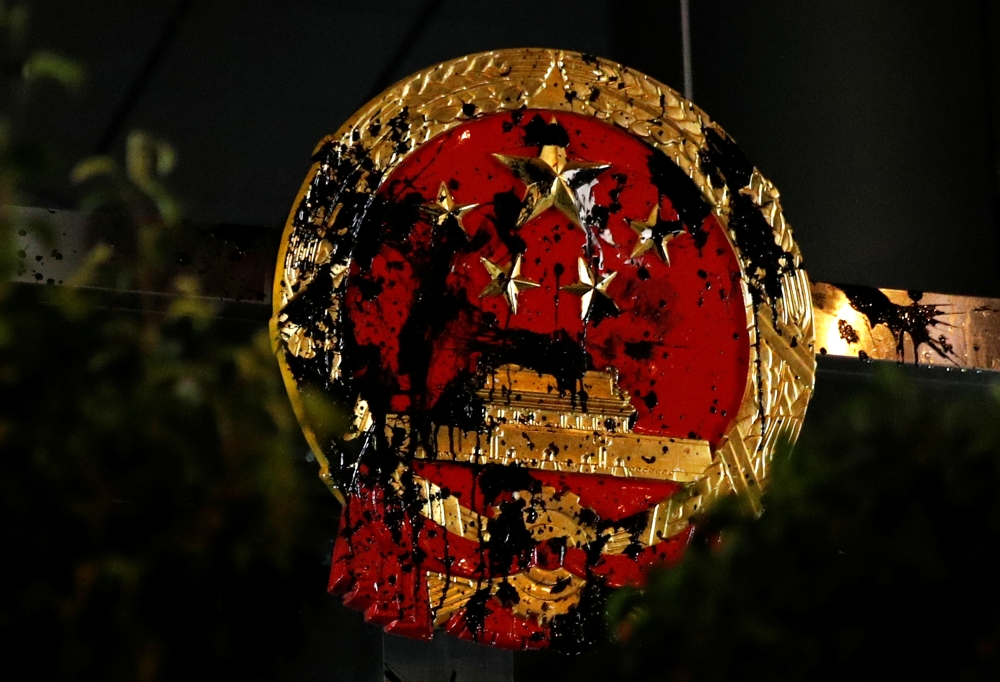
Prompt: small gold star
<box><xmin>560</xmin><ymin>257</ymin><xmax>619</xmax><ymax>321</ymax></box>
<box><xmin>493</xmin><ymin>118</ymin><xmax>610</xmax><ymax>228</ymax></box>
<box><xmin>479</xmin><ymin>253</ymin><xmax>539</xmax><ymax>315</ymax></box>
<box><xmin>420</xmin><ymin>182</ymin><xmax>479</xmax><ymax>236</ymax></box>
<box><xmin>629</xmin><ymin>203</ymin><xmax>685</xmax><ymax>265</ymax></box>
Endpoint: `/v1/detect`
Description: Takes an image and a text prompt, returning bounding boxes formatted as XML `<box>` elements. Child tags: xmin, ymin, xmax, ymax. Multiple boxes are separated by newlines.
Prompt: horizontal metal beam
<box><xmin>9</xmin><ymin>208</ymin><xmax>1000</xmax><ymax>373</ymax></box>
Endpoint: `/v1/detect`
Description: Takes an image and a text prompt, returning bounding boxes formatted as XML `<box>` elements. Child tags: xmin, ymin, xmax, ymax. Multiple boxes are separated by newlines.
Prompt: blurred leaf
<box><xmin>172</xmin><ymin>274</ymin><xmax>200</xmax><ymax>297</ymax></box>
<box><xmin>70</xmin><ymin>156</ymin><xmax>117</xmax><ymax>184</ymax></box>
<box><xmin>122</xmin><ymin>132</ymin><xmax>182</xmax><ymax>227</ymax></box>
<box><xmin>0</xmin><ymin>3</ymin><xmax>29</xmax><ymax>42</ymax></box>
<box><xmin>0</xmin><ymin>2</ymin><xmax>26</xmax><ymax>23</ymax></box>
<box><xmin>299</xmin><ymin>385</ymin><xmax>350</xmax><ymax>447</ymax></box>
<box><xmin>125</xmin><ymin>131</ymin><xmax>153</xmax><ymax>186</ymax></box>
<box><xmin>2</xmin><ymin>21</ymin><xmax>336</xmax><ymax>682</ymax></box>
<box><xmin>150</xmin><ymin>188</ymin><xmax>181</xmax><ymax>227</ymax></box>
<box><xmin>22</xmin><ymin>50</ymin><xmax>84</xmax><ymax>88</ymax></box>
<box><xmin>155</xmin><ymin>140</ymin><xmax>176</xmax><ymax>176</ymax></box>
<box><xmin>166</xmin><ymin>275</ymin><xmax>216</xmax><ymax>321</ymax></box>
<box><xmin>63</xmin><ymin>243</ymin><xmax>111</xmax><ymax>288</ymax></box>
<box><xmin>125</xmin><ymin>131</ymin><xmax>175</xmax><ymax>184</ymax></box>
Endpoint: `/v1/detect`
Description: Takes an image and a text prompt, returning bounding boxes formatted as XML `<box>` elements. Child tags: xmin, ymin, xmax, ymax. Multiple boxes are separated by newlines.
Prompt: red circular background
<box><xmin>347</xmin><ymin>109</ymin><xmax>750</xmax><ymax>448</ymax></box>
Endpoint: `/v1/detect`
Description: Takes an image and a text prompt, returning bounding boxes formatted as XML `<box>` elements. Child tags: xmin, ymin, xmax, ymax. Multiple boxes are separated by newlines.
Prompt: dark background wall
<box><xmin>25</xmin><ymin>0</ymin><xmax>1000</xmax><ymax>297</ymax></box>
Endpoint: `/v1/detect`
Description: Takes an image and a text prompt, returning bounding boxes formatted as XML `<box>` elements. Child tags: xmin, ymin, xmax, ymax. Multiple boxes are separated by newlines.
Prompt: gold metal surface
<box><xmin>507</xmin><ymin>567</ymin><xmax>586</xmax><ymax>622</ymax></box>
<box><xmin>406</xmin><ymin>467</ymin><xmax>645</xmax><ymax>559</ymax></box>
<box><xmin>272</xmin><ymin>49</ymin><xmax>817</xmax><ymax>626</ymax></box>
<box><xmin>493</xmin><ymin>119</ymin><xmax>611</xmax><ymax>229</ymax></box>
<box><xmin>420</xmin><ymin>182</ymin><xmax>480</xmax><ymax>237</ymax></box>
<box><xmin>629</xmin><ymin>204</ymin><xmax>684</xmax><ymax>265</ymax></box>
<box><xmin>426</xmin><ymin>566</ymin><xmax>586</xmax><ymax>626</ymax></box>
<box><xmin>343</xmin><ymin>396</ymin><xmax>373</xmax><ymax>442</ymax></box>
<box><xmin>478</xmin><ymin>254</ymin><xmax>540</xmax><ymax>314</ymax></box>
<box><xmin>419</xmin><ymin>486</ymin><xmax>591</xmax><ymax>625</ymax></box>
<box><xmin>402</xmin><ymin>462</ymin><xmax>605</xmax><ymax>551</ymax></box>
<box><xmin>392</xmin><ymin>467</ymin><xmax>487</xmax><ymax>544</ymax></box>
<box><xmin>560</xmin><ymin>257</ymin><xmax>619</xmax><ymax>320</ymax></box>
<box><xmin>518</xmin><ymin>487</ymin><xmax>596</xmax><ymax>547</ymax></box>
<box><xmin>426</xmin><ymin>571</ymin><xmax>479</xmax><ymax>626</ymax></box>
<box><xmin>392</xmin><ymin>365</ymin><xmax>714</xmax><ymax>482</ymax></box>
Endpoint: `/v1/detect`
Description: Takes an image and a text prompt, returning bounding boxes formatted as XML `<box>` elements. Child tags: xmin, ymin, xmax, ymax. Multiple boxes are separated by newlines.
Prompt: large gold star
<box><xmin>560</xmin><ymin>257</ymin><xmax>619</xmax><ymax>321</ymax></box>
<box><xmin>629</xmin><ymin>203</ymin><xmax>685</xmax><ymax>265</ymax></box>
<box><xmin>420</xmin><ymin>182</ymin><xmax>480</xmax><ymax>237</ymax></box>
<box><xmin>479</xmin><ymin>254</ymin><xmax>539</xmax><ymax>315</ymax></box>
<box><xmin>493</xmin><ymin>119</ymin><xmax>610</xmax><ymax>228</ymax></box>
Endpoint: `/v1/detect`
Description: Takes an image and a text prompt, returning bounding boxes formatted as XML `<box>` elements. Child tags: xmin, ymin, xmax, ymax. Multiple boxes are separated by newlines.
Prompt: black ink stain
<box><xmin>838</xmin><ymin>319</ymin><xmax>860</xmax><ymax>345</ymax></box>
<box><xmin>522</xmin><ymin>114</ymin><xmax>570</xmax><ymax>148</ymax></box>
<box><xmin>837</xmin><ymin>283</ymin><xmax>956</xmax><ymax>364</ymax></box>
<box><xmin>623</xmin><ymin>340</ymin><xmax>657</xmax><ymax>360</ymax></box>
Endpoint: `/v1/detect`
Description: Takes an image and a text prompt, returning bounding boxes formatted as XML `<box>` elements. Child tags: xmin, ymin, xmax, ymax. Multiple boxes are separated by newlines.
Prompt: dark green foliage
<box><xmin>0</xmin><ymin>10</ymin><xmax>338</xmax><ymax>679</ymax></box>
<box><xmin>0</xmin><ymin>283</ymin><xmax>337</xmax><ymax>681</ymax></box>
<box><xmin>596</xmin><ymin>371</ymin><xmax>1000</xmax><ymax>681</ymax></box>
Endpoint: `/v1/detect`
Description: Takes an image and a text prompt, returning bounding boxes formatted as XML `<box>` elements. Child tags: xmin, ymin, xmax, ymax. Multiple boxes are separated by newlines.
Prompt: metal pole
<box><xmin>680</xmin><ymin>0</ymin><xmax>693</xmax><ymax>100</ymax></box>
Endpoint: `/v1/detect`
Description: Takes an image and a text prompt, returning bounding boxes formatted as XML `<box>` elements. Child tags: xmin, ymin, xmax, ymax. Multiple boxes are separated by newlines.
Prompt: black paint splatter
<box><xmin>522</xmin><ymin>114</ymin><xmax>570</xmax><ymax>148</ymax></box>
<box><xmin>699</xmin><ymin>127</ymin><xmax>795</xmax><ymax>311</ymax></box>
<box><xmin>484</xmin><ymin>498</ymin><xmax>535</xmax><ymax>572</ymax></box>
<box><xmin>647</xmin><ymin>151</ymin><xmax>710</xmax><ymax>251</ymax></box>
<box><xmin>838</xmin><ymin>319</ymin><xmax>860</xmax><ymax>345</ymax></box>
<box><xmin>488</xmin><ymin>190</ymin><xmax>528</xmax><ymax>256</ymax></box>
<box><xmin>462</xmin><ymin>587</ymin><xmax>493</xmax><ymax>640</ymax></box>
<box><xmin>548</xmin><ymin>580</ymin><xmax>611</xmax><ymax>653</ymax></box>
<box><xmin>478</xmin><ymin>329</ymin><xmax>592</xmax><ymax>400</ymax></box>
<box><xmin>478</xmin><ymin>464</ymin><xmax>540</xmax><ymax>505</ymax></box>
<box><xmin>623</xmin><ymin>340</ymin><xmax>657</xmax><ymax>360</ymax></box>
<box><xmin>837</xmin><ymin>284</ymin><xmax>956</xmax><ymax>363</ymax></box>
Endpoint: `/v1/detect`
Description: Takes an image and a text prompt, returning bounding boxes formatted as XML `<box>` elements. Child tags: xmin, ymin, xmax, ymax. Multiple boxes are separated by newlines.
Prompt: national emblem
<box><xmin>272</xmin><ymin>49</ymin><xmax>816</xmax><ymax>652</ymax></box>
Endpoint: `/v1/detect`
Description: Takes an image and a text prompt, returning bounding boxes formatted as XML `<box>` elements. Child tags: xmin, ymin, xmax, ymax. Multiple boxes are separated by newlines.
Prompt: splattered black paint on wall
<box><xmin>837</xmin><ymin>283</ymin><xmax>956</xmax><ymax>363</ymax></box>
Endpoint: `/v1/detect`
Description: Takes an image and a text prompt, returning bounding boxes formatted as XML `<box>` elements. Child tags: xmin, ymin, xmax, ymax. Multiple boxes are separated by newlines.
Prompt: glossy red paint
<box><xmin>331</xmin><ymin>109</ymin><xmax>751</xmax><ymax>648</ymax></box>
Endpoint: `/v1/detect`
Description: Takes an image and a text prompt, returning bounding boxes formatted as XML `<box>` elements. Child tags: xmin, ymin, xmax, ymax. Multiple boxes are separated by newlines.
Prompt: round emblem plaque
<box><xmin>272</xmin><ymin>49</ymin><xmax>815</xmax><ymax>651</ymax></box>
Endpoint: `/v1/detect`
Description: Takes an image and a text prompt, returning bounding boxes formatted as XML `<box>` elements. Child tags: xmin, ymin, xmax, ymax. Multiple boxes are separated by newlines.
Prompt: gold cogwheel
<box><xmin>511</xmin><ymin>486</ymin><xmax>596</xmax><ymax>547</ymax></box>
